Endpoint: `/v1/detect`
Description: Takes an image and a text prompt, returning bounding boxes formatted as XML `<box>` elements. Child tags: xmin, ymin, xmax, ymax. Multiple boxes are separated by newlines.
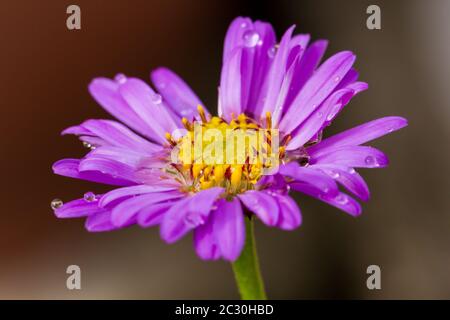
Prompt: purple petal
<box><xmin>287</xmin><ymin>34</ymin><xmax>310</xmax><ymax>68</ymax></box>
<box><xmin>99</xmin><ymin>185</ymin><xmax>178</xmax><ymax>207</ymax></box>
<box><xmin>308</xmin><ymin>117</ymin><xmax>408</xmax><ymax>157</ymax></box>
<box><xmin>159</xmin><ymin>197</ymin><xmax>192</xmax><ymax>244</ymax></box>
<box><xmin>79</xmin><ymin>157</ymin><xmax>139</xmax><ymax>183</ymax></box>
<box><xmin>54</xmin><ymin>197</ymin><xmax>104</xmax><ymax>218</ymax></box>
<box><xmin>291</xmin><ymin>183</ymin><xmax>362</xmax><ymax>216</ymax></box>
<box><xmin>287</xmin><ymin>88</ymin><xmax>355</xmax><ymax>150</ymax></box>
<box><xmin>88</xmin><ymin>77</ymin><xmax>158</xmax><ymax>140</ymax></box>
<box><xmin>279</xmin><ymin>51</ymin><xmax>356</xmax><ymax>134</ymax></box>
<box><xmin>86</xmin><ymin>146</ymin><xmax>145</xmax><ymax>167</ymax></box>
<box><xmin>150</xmin><ymin>67</ymin><xmax>209</xmax><ymax>121</ymax></box>
<box><xmin>160</xmin><ymin>187</ymin><xmax>224</xmax><ymax>243</ymax></box>
<box><xmin>118</xmin><ymin>78</ymin><xmax>179</xmax><ymax>144</ymax></box>
<box><xmin>111</xmin><ymin>192</ymin><xmax>184</xmax><ymax>227</ymax></box>
<box><xmin>310</xmin><ymin>164</ymin><xmax>370</xmax><ymax>201</ymax></box>
<box><xmin>273</xmin><ymin>194</ymin><xmax>302</xmax><ymax>230</ymax></box>
<box><xmin>238</xmin><ymin>190</ymin><xmax>279</xmax><ymax>226</ymax></box>
<box><xmin>138</xmin><ymin>202</ymin><xmax>174</xmax><ymax>228</ymax></box>
<box><xmin>80</xmin><ymin>119</ymin><xmax>161</xmax><ymax>153</ymax></box>
<box><xmin>220</xmin><ymin>47</ymin><xmax>243</xmax><ymax>121</ymax></box>
<box><xmin>255</xmin><ymin>25</ymin><xmax>295</xmax><ymax>118</ymax></box>
<box><xmin>278</xmin><ymin>162</ymin><xmax>338</xmax><ymax>195</ymax></box>
<box><xmin>272</xmin><ymin>53</ymin><xmax>302</xmax><ymax>125</ymax></box>
<box><xmin>193</xmin><ymin>213</ymin><xmax>221</xmax><ymax>261</ymax></box>
<box><xmin>345</xmin><ymin>81</ymin><xmax>368</xmax><ymax>94</ymax></box>
<box><xmin>311</xmin><ymin>145</ymin><xmax>389</xmax><ymax>168</ymax></box>
<box><xmin>246</xmin><ymin>21</ymin><xmax>276</xmax><ymax>114</ymax></box>
<box><xmin>212</xmin><ymin>198</ymin><xmax>245</xmax><ymax>261</ymax></box>
<box><xmin>336</xmin><ymin>68</ymin><xmax>360</xmax><ymax>89</ymax></box>
<box><xmin>85</xmin><ymin>210</ymin><xmax>119</xmax><ymax>232</ymax></box>
<box><xmin>282</xmin><ymin>40</ymin><xmax>328</xmax><ymax>114</ymax></box>
<box><xmin>52</xmin><ymin>159</ymin><xmax>133</xmax><ymax>186</ymax></box>
<box><xmin>62</xmin><ymin>125</ymin><xmax>92</xmax><ymax>136</ymax></box>
<box><xmin>223</xmin><ymin>17</ymin><xmax>254</xmax><ymax>63</ymax></box>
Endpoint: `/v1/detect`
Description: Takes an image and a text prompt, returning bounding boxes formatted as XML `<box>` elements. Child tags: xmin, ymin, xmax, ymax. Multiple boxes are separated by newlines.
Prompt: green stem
<box><xmin>232</xmin><ymin>216</ymin><xmax>267</xmax><ymax>300</ymax></box>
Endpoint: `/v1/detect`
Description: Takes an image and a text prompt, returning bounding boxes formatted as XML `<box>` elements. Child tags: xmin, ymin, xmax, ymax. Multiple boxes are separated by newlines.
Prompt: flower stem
<box><xmin>232</xmin><ymin>216</ymin><xmax>267</xmax><ymax>300</ymax></box>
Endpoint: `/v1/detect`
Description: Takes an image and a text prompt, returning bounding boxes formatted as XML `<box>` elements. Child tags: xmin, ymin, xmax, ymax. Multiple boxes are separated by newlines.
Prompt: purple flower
<box><xmin>52</xmin><ymin>17</ymin><xmax>407</xmax><ymax>262</ymax></box>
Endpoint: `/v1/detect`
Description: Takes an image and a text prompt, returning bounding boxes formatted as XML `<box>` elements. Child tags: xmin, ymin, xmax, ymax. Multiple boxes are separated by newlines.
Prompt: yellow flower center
<box><xmin>164</xmin><ymin>106</ymin><xmax>287</xmax><ymax>195</ymax></box>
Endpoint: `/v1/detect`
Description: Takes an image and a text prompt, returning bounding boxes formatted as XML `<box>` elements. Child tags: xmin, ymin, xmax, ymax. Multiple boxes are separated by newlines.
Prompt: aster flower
<box><xmin>52</xmin><ymin>17</ymin><xmax>407</xmax><ymax>299</ymax></box>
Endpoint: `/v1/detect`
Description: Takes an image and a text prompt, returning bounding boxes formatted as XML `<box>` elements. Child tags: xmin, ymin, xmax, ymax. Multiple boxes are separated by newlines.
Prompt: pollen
<box><xmin>164</xmin><ymin>108</ymin><xmax>287</xmax><ymax>196</ymax></box>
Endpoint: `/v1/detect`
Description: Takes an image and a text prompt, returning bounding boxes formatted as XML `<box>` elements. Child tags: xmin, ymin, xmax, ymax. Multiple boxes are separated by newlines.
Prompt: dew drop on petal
<box><xmin>328</xmin><ymin>170</ymin><xmax>340</xmax><ymax>179</ymax></box>
<box><xmin>240</xmin><ymin>22</ymin><xmax>247</xmax><ymax>28</ymax></box>
<box><xmin>388</xmin><ymin>127</ymin><xmax>394</xmax><ymax>133</ymax></box>
<box><xmin>243</xmin><ymin>30</ymin><xmax>260</xmax><ymax>48</ymax></box>
<box><xmin>184</xmin><ymin>213</ymin><xmax>205</xmax><ymax>227</ymax></box>
<box><xmin>83</xmin><ymin>192</ymin><xmax>96</xmax><ymax>202</ymax></box>
<box><xmin>327</xmin><ymin>104</ymin><xmax>342</xmax><ymax>121</ymax></box>
<box><xmin>365</xmin><ymin>155</ymin><xmax>376</xmax><ymax>166</ymax></box>
<box><xmin>267</xmin><ymin>46</ymin><xmax>277</xmax><ymax>58</ymax></box>
<box><xmin>114</xmin><ymin>73</ymin><xmax>127</xmax><ymax>84</ymax></box>
<box><xmin>334</xmin><ymin>76</ymin><xmax>341</xmax><ymax>82</ymax></box>
<box><xmin>348</xmin><ymin>168</ymin><xmax>356</xmax><ymax>174</ymax></box>
<box><xmin>82</xmin><ymin>141</ymin><xmax>92</xmax><ymax>149</ymax></box>
<box><xmin>51</xmin><ymin>199</ymin><xmax>63</xmax><ymax>210</ymax></box>
<box><xmin>151</xmin><ymin>93</ymin><xmax>162</xmax><ymax>104</ymax></box>
<box><xmin>335</xmin><ymin>194</ymin><xmax>348</xmax><ymax>205</ymax></box>
<box><xmin>257</xmin><ymin>39</ymin><xmax>263</xmax><ymax>46</ymax></box>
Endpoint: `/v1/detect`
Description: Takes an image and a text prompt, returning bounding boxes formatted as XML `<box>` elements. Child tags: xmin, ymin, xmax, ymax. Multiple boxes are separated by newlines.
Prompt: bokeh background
<box><xmin>1</xmin><ymin>0</ymin><xmax>449</xmax><ymax>299</ymax></box>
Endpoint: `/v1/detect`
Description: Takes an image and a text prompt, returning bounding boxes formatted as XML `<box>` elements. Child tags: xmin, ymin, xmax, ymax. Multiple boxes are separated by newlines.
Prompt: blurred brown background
<box><xmin>1</xmin><ymin>0</ymin><xmax>449</xmax><ymax>299</ymax></box>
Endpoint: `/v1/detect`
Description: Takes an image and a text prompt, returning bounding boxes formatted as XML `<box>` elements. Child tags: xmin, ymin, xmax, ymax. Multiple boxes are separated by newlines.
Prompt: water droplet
<box><xmin>335</xmin><ymin>194</ymin><xmax>348</xmax><ymax>205</ymax></box>
<box><xmin>158</xmin><ymin>82</ymin><xmax>166</xmax><ymax>89</ymax></box>
<box><xmin>243</xmin><ymin>30</ymin><xmax>260</xmax><ymax>47</ymax></box>
<box><xmin>388</xmin><ymin>127</ymin><xmax>394</xmax><ymax>133</ymax></box>
<box><xmin>184</xmin><ymin>213</ymin><xmax>205</xmax><ymax>227</ymax></box>
<box><xmin>180</xmin><ymin>109</ymin><xmax>190</xmax><ymax>116</ymax></box>
<box><xmin>267</xmin><ymin>46</ymin><xmax>277</xmax><ymax>58</ymax></box>
<box><xmin>83</xmin><ymin>192</ymin><xmax>96</xmax><ymax>202</ymax></box>
<box><xmin>151</xmin><ymin>93</ymin><xmax>162</xmax><ymax>104</ymax></box>
<box><xmin>82</xmin><ymin>141</ymin><xmax>92</xmax><ymax>149</ymax></box>
<box><xmin>327</xmin><ymin>104</ymin><xmax>341</xmax><ymax>121</ymax></box>
<box><xmin>348</xmin><ymin>168</ymin><xmax>356</xmax><ymax>174</ymax></box>
<box><xmin>114</xmin><ymin>73</ymin><xmax>127</xmax><ymax>84</ymax></box>
<box><xmin>51</xmin><ymin>199</ymin><xmax>63</xmax><ymax>210</ymax></box>
<box><xmin>257</xmin><ymin>39</ymin><xmax>263</xmax><ymax>46</ymax></box>
<box><xmin>312</xmin><ymin>104</ymin><xmax>318</xmax><ymax>109</ymax></box>
<box><xmin>328</xmin><ymin>170</ymin><xmax>340</xmax><ymax>179</ymax></box>
<box><xmin>365</xmin><ymin>155</ymin><xmax>376</xmax><ymax>166</ymax></box>
<box><xmin>240</xmin><ymin>22</ymin><xmax>247</xmax><ymax>28</ymax></box>
<box><xmin>334</xmin><ymin>76</ymin><xmax>341</xmax><ymax>82</ymax></box>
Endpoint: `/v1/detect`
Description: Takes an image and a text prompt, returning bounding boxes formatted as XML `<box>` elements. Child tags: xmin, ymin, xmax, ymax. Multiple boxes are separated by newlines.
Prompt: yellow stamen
<box><xmin>266</xmin><ymin>111</ymin><xmax>272</xmax><ymax>129</ymax></box>
<box><xmin>167</xmin><ymin>106</ymin><xmax>284</xmax><ymax>195</ymax></box>
<box><xmin>192</xmin><ymin>164</ymin><xmax>204</xmax><ymax>179</ymax></box>
<box><xmin>200</xmin><ymin>180</ymin><xmax>214</xmax><ymax>190</ymax></box>
<box><xmin>181</xmin><ymin>117</ymin><xmax>192</xmax><ymax>130</ymax></box>
<box><xmin>197</xmin><ymin>105</ymin><xmax>207</xmax><ymax>123</ymax></box>
<box><xmin>282</xmin><ymin>134</ymin><xmax>292</xmax><ymax>146</ymax></box>
<box><xmin>165</xmin><ymin>132</ymin><xmax>176</xmax><ymax>146</ymax></box>
<box><xmin>279</xmin><ymin>146</ymin><xmax>286</xmax><ymax>159</ymax></box>
<box><xmin>230</xmin><ymin>165</ymin><xmax>242</xmax><ymax>189</ymax></box>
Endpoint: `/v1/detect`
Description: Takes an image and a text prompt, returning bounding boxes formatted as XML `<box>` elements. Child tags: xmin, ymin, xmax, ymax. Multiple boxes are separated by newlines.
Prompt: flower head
<box><xmin>52</xmin><ymin>17</ymin><xmax>407</xmax><ymax>261</ymax></box>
